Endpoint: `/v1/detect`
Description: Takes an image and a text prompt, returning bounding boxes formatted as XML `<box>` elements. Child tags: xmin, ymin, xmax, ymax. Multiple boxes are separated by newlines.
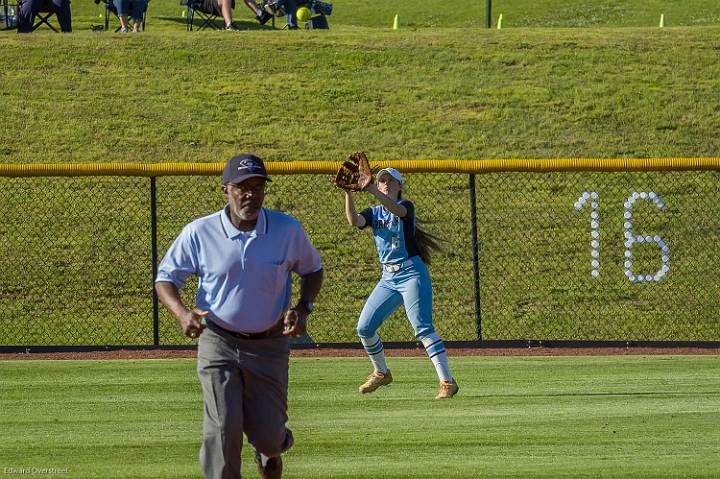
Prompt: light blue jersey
<box><xmin>359</xmin><ymin>200</ymin><xmax>420</xmax><ymax>265</ymax></box>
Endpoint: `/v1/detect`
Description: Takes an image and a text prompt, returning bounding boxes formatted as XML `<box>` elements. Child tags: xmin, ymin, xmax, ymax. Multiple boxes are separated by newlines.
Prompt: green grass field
<box><xmin>1</xmin><ymin>355</ymin><xmax>719</xmax><ymax>478</ymax></box>
<box><xmin>2</xmin><ymin>5</ymin><xmax>720</xmax><ymax>477</ymax></box>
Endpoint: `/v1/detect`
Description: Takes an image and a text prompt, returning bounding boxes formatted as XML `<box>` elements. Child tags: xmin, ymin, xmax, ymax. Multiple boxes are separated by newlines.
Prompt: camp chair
<box><xmin>16</xmin><ymin>0</ymin><xmax>70</xmax><ymax>31</ymax></box>
<box><xmin>31</xmin><ymin>1</ymin><xmax>57</xmax><ymax>30</ymax></box>
<box><xmin>100</xmin><ymin>0</ymin><xmax>149</xmax><ymax>32</ymax></box>
<box><xmin>181</xmin><ymin>0</ymin><xmax>235</xmax><ymax>31</ymax></box>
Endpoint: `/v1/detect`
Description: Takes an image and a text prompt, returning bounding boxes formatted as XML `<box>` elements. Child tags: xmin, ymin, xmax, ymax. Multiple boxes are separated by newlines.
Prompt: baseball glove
<box><xmin>332</xmin><ymin>151</ymin><xmax>373</xmax><ymax>191</ymax></box>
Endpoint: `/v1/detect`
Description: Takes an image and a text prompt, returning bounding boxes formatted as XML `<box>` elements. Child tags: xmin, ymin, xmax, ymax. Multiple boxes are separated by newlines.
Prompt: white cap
<box><xmin>376</xmin><ymin>167</ymin><xmax>403</xmax><ymax>185</ymax></box>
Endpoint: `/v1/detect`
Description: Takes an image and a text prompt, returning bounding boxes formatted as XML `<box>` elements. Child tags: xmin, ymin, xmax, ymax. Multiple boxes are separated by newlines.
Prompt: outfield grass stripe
<box><xmin>1</xmin><ymin>356</ymin><xmax>719</xmax><ymax>478</ymax></box>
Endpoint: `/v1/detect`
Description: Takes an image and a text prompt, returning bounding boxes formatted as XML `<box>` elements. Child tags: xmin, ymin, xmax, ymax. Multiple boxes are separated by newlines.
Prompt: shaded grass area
<box><xmin>1</xmin><ymin>356</ymin><xmax>719</xmax><ymax>478</ymax></box>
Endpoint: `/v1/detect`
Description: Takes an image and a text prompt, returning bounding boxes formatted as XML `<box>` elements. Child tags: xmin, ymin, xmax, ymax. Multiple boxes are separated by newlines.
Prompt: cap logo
<box><xmin>238</xmin><ymin>159</ymin><xmax>263</xmax><ymax>173</ymax></box>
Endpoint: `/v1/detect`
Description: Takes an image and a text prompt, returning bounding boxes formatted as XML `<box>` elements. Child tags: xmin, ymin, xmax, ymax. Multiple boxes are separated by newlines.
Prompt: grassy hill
<box><xmin>1</xmin><ymin>9</ymin><xmax>719</xmax><ymax>164</ymax></box>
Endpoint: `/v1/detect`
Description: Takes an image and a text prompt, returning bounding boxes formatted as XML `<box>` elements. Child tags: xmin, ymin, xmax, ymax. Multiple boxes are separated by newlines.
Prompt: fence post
<box><xmin>150</xmin><ymin>177</ymin><xmax>160</xmax><ymax>346</ymax></box>
<box><xmin>469</xmin><ymin>174</ymin><xmax>482</xmax><ymax>340</ymax></box>
<box><xmin>485</xmin><ymin>0</ymin><xmax>492</xmax><ymax>28</ymax></box>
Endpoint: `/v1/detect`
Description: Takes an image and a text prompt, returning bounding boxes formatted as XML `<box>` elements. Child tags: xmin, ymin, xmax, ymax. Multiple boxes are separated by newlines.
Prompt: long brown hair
<box><xmin>399</xmin><ymin>191</ymin><xmax>442</xmax><ymax>265</ymax></box>
<box><xmin>414</xmin><ymin>222</ymin><xmax>442</xmax><ymax>265</ymax></box>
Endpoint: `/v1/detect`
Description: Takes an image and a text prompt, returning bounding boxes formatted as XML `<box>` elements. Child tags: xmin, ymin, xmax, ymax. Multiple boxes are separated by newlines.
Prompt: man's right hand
<box><xmin>180</xmin><ymin>309</ymin><xmax>208</xmax><ymax>339</ymax></box>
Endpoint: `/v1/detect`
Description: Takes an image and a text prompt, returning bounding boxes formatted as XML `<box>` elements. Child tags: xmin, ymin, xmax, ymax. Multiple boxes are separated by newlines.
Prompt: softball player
<box><xmin>341</xmin><ymin>168</ymin><xmax>459</xmax><ymax>399</ymax></box>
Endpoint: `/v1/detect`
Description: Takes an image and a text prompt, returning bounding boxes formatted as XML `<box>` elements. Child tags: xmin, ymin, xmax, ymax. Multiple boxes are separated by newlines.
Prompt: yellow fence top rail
<box><xmin>1</xmin><ymin>158</ymin><xmax>720</xmax><ymax>177</ymax></box>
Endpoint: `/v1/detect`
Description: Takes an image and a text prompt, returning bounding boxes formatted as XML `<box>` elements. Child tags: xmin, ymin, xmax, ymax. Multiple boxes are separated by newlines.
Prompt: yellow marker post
<box><xmin>393</xmin><ymin>14</ymin><xmax>398</xmax><ymax>30</ymax></box>
<box><xmin>497</xmin><ymin>13</ymin><xmax>503</xmax><ymax>29</ymax></box>
<box><xmin>659</xmin><ymin>13</ymin><xmax>665</xmax><ymax>27</ymax></box>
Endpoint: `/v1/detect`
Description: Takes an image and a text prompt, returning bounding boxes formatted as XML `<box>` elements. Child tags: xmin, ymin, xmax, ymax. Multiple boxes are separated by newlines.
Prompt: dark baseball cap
<box><xmin>222</xmin><ymin>154</ymin><xmax>271</xmax><ymax>185</ymax></box>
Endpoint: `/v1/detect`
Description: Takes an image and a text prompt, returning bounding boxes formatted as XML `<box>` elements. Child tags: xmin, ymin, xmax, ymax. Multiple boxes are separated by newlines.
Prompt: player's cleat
<box><xmin>435</xmin><ymin>379</ymin><xmax>459</xmax><ymax>399</ymax></box>
<box><xmin>359</xmin><ymin>369</ymin><xmax>393</xmax><ymax>394</ymax></box>
<box><xmin>254</xmin><ymin>450</ymin><xmax>283</xmax><ymax>479</ymax></box>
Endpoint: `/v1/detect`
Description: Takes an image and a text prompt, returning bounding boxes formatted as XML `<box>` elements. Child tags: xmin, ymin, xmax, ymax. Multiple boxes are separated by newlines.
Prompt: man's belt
<box><xmin>207</xmin><ymin>318</ymin><xmax>284</xmax><ymax>340</ymax></box>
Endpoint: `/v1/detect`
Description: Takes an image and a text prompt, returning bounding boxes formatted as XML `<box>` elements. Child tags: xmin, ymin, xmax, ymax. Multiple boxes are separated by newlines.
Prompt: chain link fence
<box><xmin>1</xmin><ymin>161</ymin><xmax>719</xmax><ymax>348</ymax></box>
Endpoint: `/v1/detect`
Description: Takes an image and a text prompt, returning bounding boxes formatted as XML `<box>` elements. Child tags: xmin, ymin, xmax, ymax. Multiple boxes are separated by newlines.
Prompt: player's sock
<box><xmin>360</xmin><ymin>334</ymin><xmax>388</xmax><ymax>374</ymax></box>
<box><xmin>421</xmin><ymin>333</ymin><xmax>452</xmax><ymax>382</ymax></box>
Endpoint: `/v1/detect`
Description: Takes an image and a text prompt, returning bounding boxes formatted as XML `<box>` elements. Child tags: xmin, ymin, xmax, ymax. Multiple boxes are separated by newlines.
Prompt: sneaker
<box><xmin>254</xmin><ymin>451</ymin><xmax>282</xmax><ymax>479</ymax></box>
<box><xmin>435</xmin><ymin>379</ymin><xmax>459</xmax><ymax>399</ymax></box>
<box><xmin>359</xmin><ymin>369</ymin><xmax>392</xmax><ymax>394</ymax></box>
<box><xmin>132</xmin><ymin>26</ymin><xmax>139</xmax><ymax>32</ymax></box>
<box><xmin>120</xmin><ymin>27</ymin><xmax>128</xmax><ymax>33</ymax></box>
<box><xmin>256</xmin><ymin>10</ymin><xmax>272</xmax><ymax>24</ymax></box>
<box><xmin>225</xmin><ymin>23</ymin><xmax>238</xmax><ymax>31</ymax></box>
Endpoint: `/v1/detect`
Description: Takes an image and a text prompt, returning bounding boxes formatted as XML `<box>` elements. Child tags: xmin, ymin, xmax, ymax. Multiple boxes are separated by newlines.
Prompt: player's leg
<box><xmin>197</xmin><ymin>328</ymin><xmax>246</xmax><ymax>478</ymax></box>
<box><xmin>356</xmin><ymin>279</ymin><xmax>402</xmax><ymax>392</ymax></box>
<box><xmin>398</xmin><ymin>262</ymin><xmax>458</xmax><ymax>398</ymax></box>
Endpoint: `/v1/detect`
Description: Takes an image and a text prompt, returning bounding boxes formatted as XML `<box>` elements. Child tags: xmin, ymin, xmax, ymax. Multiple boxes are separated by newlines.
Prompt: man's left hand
<box><xmin>283</xmin><ymin>309</ymin><xmax>308</xmax><ymax>337</ymax></box>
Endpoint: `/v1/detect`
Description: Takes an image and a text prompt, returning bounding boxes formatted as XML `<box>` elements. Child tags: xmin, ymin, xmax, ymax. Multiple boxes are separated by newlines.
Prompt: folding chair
<box><xmin>181</xmin><ymin>0</ymin><xmax>235</xmax><ymax>31</ymax></box>
<box><xmin>100</xmin><ymin>0</ymin><xmax>149</xmax><ymax>32</ymax></box>
<box><xmin>32</xmin><ymin>5</ymin><xmax>55</xmax><ymax>30</ymax></box>
<box><xmin>16</xmin><ymin>0</ymin><xmax>70</xmax><ymax>32</ymax></box>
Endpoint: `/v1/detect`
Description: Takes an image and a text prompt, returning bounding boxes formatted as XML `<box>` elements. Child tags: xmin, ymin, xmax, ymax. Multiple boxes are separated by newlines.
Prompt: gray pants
<box><xmin>197</xmin><ymin>324</ymin><xmax>294</xmax><ymax>479</ymax></box>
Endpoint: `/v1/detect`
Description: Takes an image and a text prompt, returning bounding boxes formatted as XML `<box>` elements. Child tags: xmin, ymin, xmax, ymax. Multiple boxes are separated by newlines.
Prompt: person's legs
<box><xmin>197</xmin><ymin>328</ymin><xmax>245</xmax><ymax>479</ymax></box>
<box><xmin>241</xmin><ymin>335</ymin><xmax>293</xmax><ymax>479</ymax></box>
<box><xmin>241</xmin><ymin>0</ymin><xmax>259</xmax><ymax>15</ymax></box>
<box><xmin>245</xmin><ymin>0</ymin><xmax>271</xmax><ymax>24</ymax></box>
<box><xmin>50</xmin><ymin>0</ymin><xmax>71</xmax><ymax>31</ymax></box>
<box><xmin>217</xmin><ymin>0</ymin><xmax>234</xmax><ymax>29</ymax></box>
<box><xmin>283</xmin><ymin>0</ymin><xmax>296</xmax><ymax>28</ymax></box>
<box><xmin>396</xmin><ymin>261</ymin><xmax>456</xmax><ymax>397</ymax></box>
<box><xmin>113</xmin><ymin>0</ymin><xmax>129</xmax><ymax>30</ymax></box>
<box><xmin>357</xmin><ymin>279</ymin><xmax>402</xmax><ymax>375</ymax></box>
<box><xmin>16</xmin><ymin>0</ymin><xmax>39</xmax><ymax>33</ymax></box>
<box><xmin>131</xmin><ymin>0</ymin><xmax>145</xmax><ymax>30</ymax></box>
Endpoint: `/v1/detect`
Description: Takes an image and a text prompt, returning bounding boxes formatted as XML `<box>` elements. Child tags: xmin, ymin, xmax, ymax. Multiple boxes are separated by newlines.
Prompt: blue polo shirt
<box><xmin>156</xmin><ymin>206</ymin><xmax>322</xmax><ymax>333</ymax></box>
